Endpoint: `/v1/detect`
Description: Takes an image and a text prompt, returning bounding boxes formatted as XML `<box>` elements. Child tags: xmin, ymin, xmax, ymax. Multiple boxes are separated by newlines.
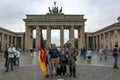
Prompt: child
<box><xmin>30</xmin><ymin>48</ymin><xmax>34</xmax><ymax>56</ymax></box>
<box><xmin>99</xmin><ymin>48</ymin><xmax>103</xmax><ymax>60</ymax></box>
<box><xmin>86</xmin><ymin>48</ymin><xmax>92</xmax><ymax>63</ymax></box>
<box><xmin>16</xmin><ymin>48</ymin><xmax>21</xmax><ymax>66</ymax></box>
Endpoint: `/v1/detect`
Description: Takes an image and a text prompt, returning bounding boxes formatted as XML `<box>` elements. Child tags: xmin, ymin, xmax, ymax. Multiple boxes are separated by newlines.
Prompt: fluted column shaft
<box><xmin>1</xmin><ymin>33</ymin><xmax>5</xmax><ymax>51</ymax></box>
<box><xmin>99</xmin><ymin>35</ymin><xmax>101</xmax><ymax>48</ymax></box>
<box><xmin>25</xmin><ymin>26</ymin><xmax>31</xmax><ymax>50</ymax></box>
<box><xmin>60</xmin><ymin>26</ymin><xmax>64</xmax><ymax>47</ymax></box>
<box><xmin>103</xmin><ymin>33</ymin><xmax>105</xmax><ymax>48</ymax></box>
<box><xmin>36</xmin><ymin>26</ymin><xmax>41</xmax><ymax>51</ymax></box>
<box><xmin>78</xmin><ymin>27</ymin><xmax>81</xmax><ymax>49</ymax></box>
<box><xmin>96</xmin><ymin>35</ymin><xmax>98</xmax><ymax>49</ymax></box>
<box><xmin>69</xmin><ymin>25</ymin><xmax>74</xmax><ymax>46</ymax></box>
<box><xmin>47</xmin><ymin>26</ymin><xmax>51</xmax><ymax>46</ymax></box>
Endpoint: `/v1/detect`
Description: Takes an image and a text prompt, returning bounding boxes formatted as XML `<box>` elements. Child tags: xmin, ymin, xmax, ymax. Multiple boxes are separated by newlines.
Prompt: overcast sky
<box><xmin>0</xmin><ymin>0</ymin><xmax>120</xmax><ymax>46</ymax></box>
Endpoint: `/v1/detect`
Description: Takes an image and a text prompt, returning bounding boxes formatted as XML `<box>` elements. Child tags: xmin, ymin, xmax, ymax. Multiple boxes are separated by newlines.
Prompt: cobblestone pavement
<box><xmin>0</xmin><ymin>51</ymin><xmax>120</xmax><ymax>80</ymax></box>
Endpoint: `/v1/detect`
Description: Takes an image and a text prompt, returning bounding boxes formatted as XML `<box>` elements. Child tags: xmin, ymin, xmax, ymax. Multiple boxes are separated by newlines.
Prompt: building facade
<box><xmin>23</xmin><ymin>13</ymin><xmax>86</xmax><ymax>50</ymax></box>
<box><xmin>0</xmin><ymin>27</ymin><xmax>24</xmax><ymax>52</ymax></box>
<box><xmin>1</xmin><ymin>17</ymin><xmax>120</xmax><ymax>51</ymax></box>
<box><xmin>86</xmin><ymin>17</ymin><xmax>120</xmax><ymax>50</ymax></box>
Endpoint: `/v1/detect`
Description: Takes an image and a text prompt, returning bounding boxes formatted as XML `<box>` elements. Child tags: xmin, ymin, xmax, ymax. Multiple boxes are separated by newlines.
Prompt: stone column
<box><xmin>108</xmin><ymin>32</ymin><xmax>111</xmax><ymax>50</ymax></box>
<box><xmin>4</xmin><ymin>35</ymin><xmax>7</xmax><ymax>48</ymax></box>
<box><xmin>60</xmin><ymin>26</ymin><xmax>64</xmax><ymax>47</ymax></box>
<box><xmin>14</xmin><ymin>37</ymin><xmax>17</xmax><ymax>48</ymax></box>
<box><xmin>7</xmin><ymin>35</ymin><xmax>9</xmax><ymax>46</ymax></box>
<box><xmin>25</xmin><ymin>26</ymin><xmax>31</xmax><ymax>51</ymax></box>
<box><xmin>96</xmin><ymin>35</ymin><xmax>98</xmax><ymax>49</ymax></box>
<box><xmin>103</xmin><ymin>33</ymin><xmax>105</xmax><ymax>48</ymax></box>
<box><xmin>81</xmin><ymin>26</ymin><xmax>85</xmax><ymax>48</ymax></box>
<box><xmin>99</xmin><ymin>34</ymin><xmax>101</xmax><ymax>48</ymax></box>
<box><xmin>87</xmin><ymin>36</ymin><xmax>89</xmax><ymax>49</ymax></box>
<box><xmin>69</xmin><ymin>25</ymin><xmax>74</xmax><ymax>46</ymax></box>
<box><xmin>93</xmin><ymin>36</ymin><xmax>95</xmax><ymax>50</ymax></box>
<box><xmin>36</xmin><ymin>26</ymin><xmax>41</xmax><ymax>51</ymax></box>
<box><xmin>1</xmin><ymin>33</ymin><xmax>5</xmax><ymax>51</ymax></box>
<box><xmin>47</xmin><ymin>25</ymin><xmax>51</xmax><ymax>46</ymax></box>
<box><xmin>118</xmin><ymin>30</ymin><xmax>120</xmax><ymax>47</ymax></box>
<box><xmin>11</xmin><ymin>36</ymin><xmax>13</xmax><ymax>45</ymax></box>
<box><xmin>114</xmin><ymin>30</ymin><xmax>118</xmax><ymax>45</ymax></box>
<box><xmin>78</xmin><ymin>27</ymin><xmax>81</xmax><ymax>49</ymax></box>
<box><xmin>21</xmin><ymin>36</ymin><xmax>23</xmax><ymax>51</ymax></box>
<box><xmin>30</xmin><ymin>28</ymin><xmax>33</xmax><ymax>49</ymax></box>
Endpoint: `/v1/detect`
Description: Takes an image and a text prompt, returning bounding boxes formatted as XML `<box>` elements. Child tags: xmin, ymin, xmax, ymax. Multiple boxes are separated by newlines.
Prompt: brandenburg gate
<box><xmin>23</xmin><ymin>3</ymin><xmax>86</xmax><ymax>51</ymax></box>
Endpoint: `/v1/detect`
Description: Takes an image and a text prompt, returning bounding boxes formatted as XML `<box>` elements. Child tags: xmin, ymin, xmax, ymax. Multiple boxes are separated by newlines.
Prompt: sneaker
<box><xmin>50</xmin><ymin>74</ymin><xmax>53</xmax><ymax>76</ymax></box>
<box><xmin>73</xmin><ymin>75</ymin><xmax>77</xmax><ymax>78</ymax></box>
<box><xmin>69</xmin><ymin>74</ymin><xmax>72</xmax><ymax>77</ymax></box>
<box><xmin>115</xmin><ymin>67</ymin><xmax>119</xmax><ymax>69</ymax></box>
<box><xmin>4</xmin><ymin>70</ymin><xmax>8</xmax><ymax>72</ymax></box>
<box><xmin>44</xmin><ymin>74</ymin><xmax>49</xmax><ymax>78</ymax></box>
<box><xmin>11</xmin><ymin>69</ymin><xmax>14</xmax><ymax>71</ymax></box>
<box><xmin>113</xmin><ymin>66</ymin><xmax>119</xmax><ymax>69</ymax></box>
<box><xmin>55</xmin><ymin>74</ymin><xmax>57</xmax><ymax>76</ymax></box>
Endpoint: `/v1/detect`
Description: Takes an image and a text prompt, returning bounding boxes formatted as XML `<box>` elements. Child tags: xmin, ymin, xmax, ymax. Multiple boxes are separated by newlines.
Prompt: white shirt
<box><xmin>99</xmin><ymin>48</ymin><xmax>103</xmax><ymax>54</ymax></box>
<box><xmin>8</xmin><ymin>47</ymin><xmax>16</xmax><ymax>58</ymax></box>
<box><xmin>16</xmin><ymin>51</ymin><xmax>21</xmax><ymax>58</ymax></box>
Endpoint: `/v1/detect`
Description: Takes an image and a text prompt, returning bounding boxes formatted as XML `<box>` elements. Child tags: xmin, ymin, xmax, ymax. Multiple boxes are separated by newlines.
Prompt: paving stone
<box><xmin>0</xmin><ymin>51</ymin><xmax>120</xmax><ymax>80</ymax></box>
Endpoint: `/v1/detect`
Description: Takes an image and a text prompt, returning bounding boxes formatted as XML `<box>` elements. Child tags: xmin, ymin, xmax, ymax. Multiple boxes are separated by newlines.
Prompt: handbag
<box><xmin>74</xmin><ymin>57</ymin><xmax>77</xmax><ymax>61</ymax></box>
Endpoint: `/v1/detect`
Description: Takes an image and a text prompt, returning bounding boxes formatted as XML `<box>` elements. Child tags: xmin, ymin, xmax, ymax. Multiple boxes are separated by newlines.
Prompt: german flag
<box><xmin>38</xmin><ymin>32</ymin><xmax>47</xmax><ymax>76</ymax></box>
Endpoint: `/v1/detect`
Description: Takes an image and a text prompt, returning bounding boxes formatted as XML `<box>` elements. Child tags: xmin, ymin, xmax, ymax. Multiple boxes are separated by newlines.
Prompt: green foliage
<box><xmin>44</xmin><ymin>40</ymin><xmax>47</xmax><ymax>45</ymax></box>
<box><xmin>74</xmin><ymin>38</ymin><xmax>78</xmax><ymax>48</ymax></box>
<box><xmin>64</xmin><ymin>38</ymin><xmax>78</xmax><ymax>48</ymax></box>
<box><xmin>33</xmin><ymin>39</ymin><xmax>46</xmax><ymax>49</ymax></box>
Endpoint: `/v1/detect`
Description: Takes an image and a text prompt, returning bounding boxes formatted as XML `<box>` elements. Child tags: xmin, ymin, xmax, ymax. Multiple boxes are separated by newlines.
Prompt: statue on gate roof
<box><xmin>48</xmin><ymin>2</ymin><xmax>63</xmax><ymax>13</ymax></box>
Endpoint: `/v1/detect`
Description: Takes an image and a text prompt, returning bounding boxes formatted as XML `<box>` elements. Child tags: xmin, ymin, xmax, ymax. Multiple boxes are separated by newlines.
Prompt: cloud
<box><xmin>0</xmin><ymin>0</ymin><xmax>120</xmax><ymax>45</ymax></box>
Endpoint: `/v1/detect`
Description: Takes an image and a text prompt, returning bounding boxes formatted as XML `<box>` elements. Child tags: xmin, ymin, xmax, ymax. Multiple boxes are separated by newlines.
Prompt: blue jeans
<box><xmin>99</xmin><ymin>53</ymin><xmax>102</xmax><ymax>60</ymax></box>
<box><xmin>113</xmin><ymin>56</ymin><xmax>118</xmax><ymax>67</ymax></box>
<box><xmin>6</xmin><ymin>58</ymin><xmax>14</xmax><ymax>71</ymax></box>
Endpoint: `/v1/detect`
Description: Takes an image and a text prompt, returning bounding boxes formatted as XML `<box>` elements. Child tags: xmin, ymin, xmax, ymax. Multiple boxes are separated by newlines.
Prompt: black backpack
<box><xmin>56</xmin><ymin>66</ymin><xmax>62</xmax><ymax>75</ymax></box>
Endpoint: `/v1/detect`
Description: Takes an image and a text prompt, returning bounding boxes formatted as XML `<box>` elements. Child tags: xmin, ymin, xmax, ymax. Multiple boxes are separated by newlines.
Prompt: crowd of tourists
<box><xmin>44</xmin><ymin>42</ymin><xmax>79</xmax><ymax>78</ymax></box>
<box><xmin>3</xmin><ymin>43</ymin><xmax>119</xmax><ymax>78</ymax></box>
<box><xmin>39</xmin><ymin>43</ymin><xmax>120</xmax><ymax>78</ymax></box>
<box><xmin>98</xmin><ymin>45</ymin><xmax>119</xmax><ymax>69</ymax></box>
<box><xmin>80</xmin><ymin>45</ymin><xmax>119</xmax><ymax>69</ymax></box>
<box><xmin>4</xmin><ymin>44</ymin><xmax>21</xmax><ymax>72</ymax></box>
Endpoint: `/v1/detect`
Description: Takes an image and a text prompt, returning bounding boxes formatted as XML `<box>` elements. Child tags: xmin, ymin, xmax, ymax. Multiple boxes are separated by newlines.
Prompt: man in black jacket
<box><xmin>113</xmin><ymin>44</ymin><xmax>119</xmax><ymax>69</ymax></box>
<box><xmin>4</xmin><ymin>46</ymin><xmax>9</xmax><ymax>68</ymax></box>
<box><xmin>49</xmin><ymin>44</ymin><xmax>60</xmax><ymax>76</ymax></box>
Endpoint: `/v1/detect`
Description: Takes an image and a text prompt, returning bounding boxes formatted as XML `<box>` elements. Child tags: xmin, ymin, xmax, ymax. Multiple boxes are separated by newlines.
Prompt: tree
<box><xmin>74</xmin><ymin>38</ymin><xmax>78</xmax><ymax>48</ymax></box>
<box><xmin>64</xmin><ymin>38</ymin><xmax>78</xmax><ymax>48</ymax></box>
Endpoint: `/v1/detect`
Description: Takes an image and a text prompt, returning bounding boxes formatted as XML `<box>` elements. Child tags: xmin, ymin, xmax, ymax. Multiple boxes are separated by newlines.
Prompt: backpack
<box><xmin>56</xmin><ymin>65</ymin><xmax>62</xmax><ymax>75</ymax></box>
